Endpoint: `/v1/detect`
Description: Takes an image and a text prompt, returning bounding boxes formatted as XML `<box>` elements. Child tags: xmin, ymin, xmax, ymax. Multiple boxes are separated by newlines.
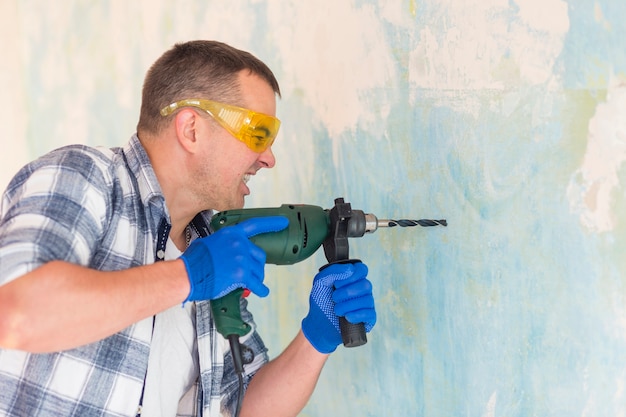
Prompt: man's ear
<box><xmin>174</xmin><ymin>109</ymin><xmax>200</xmax><ymax>153</ymax></box>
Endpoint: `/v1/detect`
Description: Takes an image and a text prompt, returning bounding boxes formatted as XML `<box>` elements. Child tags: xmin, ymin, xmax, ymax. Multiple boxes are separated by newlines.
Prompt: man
<box><xmin>0</xmin><ymin>40</ymin><xmax>376</xmax><ymax>417</ymax></box>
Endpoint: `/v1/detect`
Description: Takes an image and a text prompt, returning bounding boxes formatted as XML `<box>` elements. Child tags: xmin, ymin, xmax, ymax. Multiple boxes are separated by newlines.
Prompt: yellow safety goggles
<box><xmin>160</xmin><ymin>98</ymin><xmax>281</xmax><ymax>153</ymax></box>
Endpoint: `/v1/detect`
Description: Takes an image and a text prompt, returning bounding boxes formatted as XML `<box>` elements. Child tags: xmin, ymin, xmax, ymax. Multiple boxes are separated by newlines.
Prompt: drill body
<box><xmin>210</xmin><ymin>200</ymin><xmax>378</xmax><ymax>264</ymax></box>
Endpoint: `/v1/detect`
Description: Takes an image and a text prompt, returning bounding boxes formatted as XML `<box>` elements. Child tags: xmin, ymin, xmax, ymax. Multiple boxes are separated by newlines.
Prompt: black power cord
<box><xmin>228</xmin><ymin>335</ymin><xmax>254</xmax><ymax>417</ymax></box>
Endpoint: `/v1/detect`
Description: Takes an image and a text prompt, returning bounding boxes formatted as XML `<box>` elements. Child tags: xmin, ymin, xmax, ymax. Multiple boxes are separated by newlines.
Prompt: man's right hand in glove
<box><xmin>179</xmin><ymin>216</ymin><xmax>288</xmax><ymax>303</ymax></box>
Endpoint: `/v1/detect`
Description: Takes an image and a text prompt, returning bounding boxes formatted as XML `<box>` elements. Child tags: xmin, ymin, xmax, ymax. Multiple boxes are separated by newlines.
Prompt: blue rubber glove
<box><xmin>301</xmin><ymin>261</ymin><xmax>376</xmax><ymax>354</ymax></box>
<box><xmin>180</xmin><ymin>216</ymin><xmax>288</xmax><ymax>303</ymax></box>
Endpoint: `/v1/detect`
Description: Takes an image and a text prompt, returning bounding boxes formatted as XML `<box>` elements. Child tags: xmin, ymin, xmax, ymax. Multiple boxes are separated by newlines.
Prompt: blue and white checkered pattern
<box><xmin>0</xmin><ymin>135</ymin><xmax>268</xmax><ymax>417</ymax></box>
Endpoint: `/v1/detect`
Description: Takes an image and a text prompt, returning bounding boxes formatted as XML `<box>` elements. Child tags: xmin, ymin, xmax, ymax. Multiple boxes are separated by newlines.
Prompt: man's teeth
<box><xmin>243</xmin><ymin>174</ymin><xmax>251</xmax><ymax>184</ymax></box>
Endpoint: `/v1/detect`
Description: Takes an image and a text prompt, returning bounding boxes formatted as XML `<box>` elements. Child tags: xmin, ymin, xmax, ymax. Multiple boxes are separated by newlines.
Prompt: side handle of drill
<box><xmin>323</xmin><ymin>198</ymin><xmax>368</xmax><ymax>347</ymax></box>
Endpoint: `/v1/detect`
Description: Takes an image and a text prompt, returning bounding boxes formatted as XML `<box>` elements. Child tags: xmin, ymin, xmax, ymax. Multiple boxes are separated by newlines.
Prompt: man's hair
<box><xmin>137</xmin><ymin>40</ymin><xmax>281</xmax><ymax>136</ymax></box>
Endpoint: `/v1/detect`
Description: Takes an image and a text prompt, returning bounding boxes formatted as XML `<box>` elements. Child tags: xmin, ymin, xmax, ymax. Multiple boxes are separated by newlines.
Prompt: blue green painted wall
<box><xmin>2</xmin><ymin>1</ymin><xmax>626</xmax><ymax>416</ymax></box>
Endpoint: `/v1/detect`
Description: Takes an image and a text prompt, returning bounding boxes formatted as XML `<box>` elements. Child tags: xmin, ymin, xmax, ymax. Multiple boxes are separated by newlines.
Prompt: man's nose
<box><xmin>258</xmin><ymin>146</ymin><xmax>276</xmax><ymax>168</ymax></box>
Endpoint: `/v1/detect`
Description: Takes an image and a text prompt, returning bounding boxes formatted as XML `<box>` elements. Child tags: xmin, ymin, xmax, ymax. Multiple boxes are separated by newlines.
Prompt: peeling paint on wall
<box><xmin>408</xmin><ymin>0</ymin><xmax>569</xmax><ymax>118</ymax></box>
<box><xmin>568</xmin><ymin>75</ymin><xmax>626</xmax><ymax>233</ymax></box>
<box><xmin>268</xmin><ymin>2</ymin><xmax>396</xmax><ymax>139</ymax></box>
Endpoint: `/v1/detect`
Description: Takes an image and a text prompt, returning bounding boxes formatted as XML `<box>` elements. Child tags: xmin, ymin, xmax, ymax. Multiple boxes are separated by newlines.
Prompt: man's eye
<box><xmin>252</xmin><ymin>126</ymin><xmax>271</xmax><ymax>141</ymax></box>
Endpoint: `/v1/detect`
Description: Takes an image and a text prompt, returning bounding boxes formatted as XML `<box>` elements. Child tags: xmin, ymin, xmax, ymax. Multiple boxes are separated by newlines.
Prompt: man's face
<box><xmin>192</xmin><ymin>71</ymin><xmax>278</xmax><ymax>212</ymax></box>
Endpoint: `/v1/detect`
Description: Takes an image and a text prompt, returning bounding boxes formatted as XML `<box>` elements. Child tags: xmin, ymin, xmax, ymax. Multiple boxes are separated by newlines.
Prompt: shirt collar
<box><xmin>123</xmin><ymin>134</ymin><xmax>170</xmax><ymax>229</ymax></box>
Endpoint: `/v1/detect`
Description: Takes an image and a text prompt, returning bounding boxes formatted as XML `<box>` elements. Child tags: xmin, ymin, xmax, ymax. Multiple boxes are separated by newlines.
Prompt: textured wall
<box><xmin>2</xmin><ymin>1</ymin><xmax>626</xmax><ymax>416</ymax></box>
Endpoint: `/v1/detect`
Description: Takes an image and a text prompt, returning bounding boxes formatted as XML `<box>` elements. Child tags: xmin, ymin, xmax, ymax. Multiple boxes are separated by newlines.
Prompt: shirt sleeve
<box><xmin>0</xmin><ymin>146</ymin><xmax>111</xmax><ymax>285</ymax></box>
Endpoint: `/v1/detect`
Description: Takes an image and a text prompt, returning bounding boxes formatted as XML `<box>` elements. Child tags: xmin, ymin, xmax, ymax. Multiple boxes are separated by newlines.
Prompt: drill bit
<box><xmin>378</xmin><ymin>219</ymin><xmax>447</xmax><ymax>228</ymax></box>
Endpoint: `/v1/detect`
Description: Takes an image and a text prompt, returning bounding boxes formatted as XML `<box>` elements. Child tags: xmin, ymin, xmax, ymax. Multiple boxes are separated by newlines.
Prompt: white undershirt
<box><xmin>141</xmin><ymin>238</ymin><xmax>199</xmax><ymax>417</ymax></box>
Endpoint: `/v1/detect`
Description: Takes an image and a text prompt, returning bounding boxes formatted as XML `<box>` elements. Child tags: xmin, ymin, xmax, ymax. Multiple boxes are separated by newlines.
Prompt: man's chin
<box><xmin>215</xmin><ymin>198</ymin><xmax>245</xmax><ymax>212</ymax></box>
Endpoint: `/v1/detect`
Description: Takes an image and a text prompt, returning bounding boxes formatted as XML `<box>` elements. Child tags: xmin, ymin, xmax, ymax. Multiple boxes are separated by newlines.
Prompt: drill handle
<box><xmin>339</xmin><ymin>317</ymin><xmax>367</xmax><ymax>347</ymax></box>
<box><xmin>211</xmin><ymin>288</ymin><xmax>251</xmax><ymax>338</ymax></box>
<box><xmin>325</xmin><ymin>260</ymin><xmax>367</xmax><ymax>348</ymax></box>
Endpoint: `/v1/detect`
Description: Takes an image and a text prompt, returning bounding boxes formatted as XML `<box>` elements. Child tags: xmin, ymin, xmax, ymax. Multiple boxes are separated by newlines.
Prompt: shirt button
<box><xmin>156</xmin><ymin>249</ymin><xmax>165</xmax><ymax>260</ymax></box>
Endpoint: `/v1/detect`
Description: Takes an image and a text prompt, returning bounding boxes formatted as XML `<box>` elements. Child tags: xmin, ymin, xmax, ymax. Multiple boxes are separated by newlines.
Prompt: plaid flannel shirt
<box><xmin>0</xmin><ymin>134</ymin><xmax>269</xmax><ymax>417</ymax></box>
